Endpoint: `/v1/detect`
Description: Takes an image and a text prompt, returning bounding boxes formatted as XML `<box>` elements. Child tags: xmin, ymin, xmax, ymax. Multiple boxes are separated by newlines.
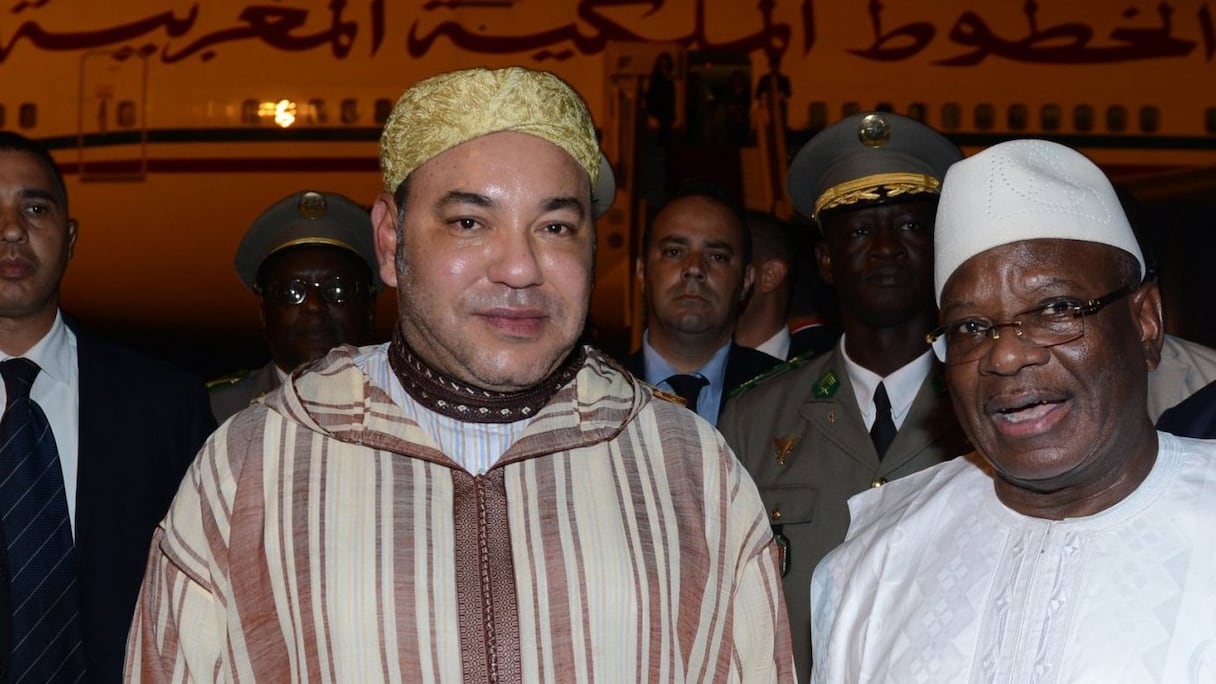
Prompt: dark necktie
<box><xmin>0</xmin><ymin>358</ymin><xmax>87</xmax><ymax>682</ymax></box>
<box><xmin>665</xmin><ymin>373</ymin><xmax>708</xmax><ymax>413</ymax></box>
<box><xmin>869</xmin><ymin>381</ymin><xmax>897</xmax><ymax>460</ymax></box>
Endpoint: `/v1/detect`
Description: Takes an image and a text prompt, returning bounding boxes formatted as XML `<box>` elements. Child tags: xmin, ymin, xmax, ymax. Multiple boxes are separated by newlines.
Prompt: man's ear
<box><xmin>1131</xmin><ymin>281</ymin><xmax>1165</xmax><ymax>371</ymax></box>
<box><xmin>371</xmin><ymin>192</ymin><xmax>400</xmax><ymax>289</ymax></box>
<box><xmin>66</xmin><ymin>218</ymin><xmax>78</xmax><ymax>259</ymax></box>
<box><xmin>756</xmin><ymin>258</ymin><xmax>788</xmax><ymax>295</ymax></box>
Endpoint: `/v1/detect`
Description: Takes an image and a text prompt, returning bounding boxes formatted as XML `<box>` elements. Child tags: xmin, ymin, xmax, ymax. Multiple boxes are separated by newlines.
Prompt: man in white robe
<box><xmin>811</xmin><ymin>139</ymin><xmax>1216</xmax><ymax>683</ymax></box>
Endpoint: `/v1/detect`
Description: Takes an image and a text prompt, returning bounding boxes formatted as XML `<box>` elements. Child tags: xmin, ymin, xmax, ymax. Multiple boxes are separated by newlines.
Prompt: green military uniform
<box><xmin>725</xmin><ymin>111</ymin><xmax>969</xmax><ymax>681</ymax></box>
<box><xmin>208</xmin><ymin>362</ymin><xmax>281</xmax><ymax>424</ymax></box>
<box><xmin>719</xmin><ymin>346</ymin><xmax>969</xmax><ymax>681</ymax></box>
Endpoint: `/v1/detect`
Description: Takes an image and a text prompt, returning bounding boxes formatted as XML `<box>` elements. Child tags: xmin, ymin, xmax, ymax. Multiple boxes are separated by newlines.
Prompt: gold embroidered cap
<box><xmin>380</xmin><ymin>67</ymin><xmax>612</xmax><ymax>215</ymax></box>
<box><xmin>788</xmin><ymin>112</ymin><xmax>962</xmax><ymax>221</ymax></box>
<box><xmin>235</xmin><ymin>190</ymin><xmax>380</xmax><ymax>291</ymax></box>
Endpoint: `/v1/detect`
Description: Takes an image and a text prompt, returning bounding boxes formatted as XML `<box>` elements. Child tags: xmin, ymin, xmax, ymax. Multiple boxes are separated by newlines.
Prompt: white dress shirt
<box><xmin>0</xmin><ymin>312</ymin><xmax>80</xmax><ymax>534</ymax></box>
<box><xmin>354</xmin><ymin>343</ymin><xmax>531</xmax><ymax>475</ymax></box>
<box><xmin>754</xmin><ymin>327</ymin><xmax>791</xmax><ymax>360</ymax></box>
<box><xmin>839</xmin><ymin>336</ymin><xmax>934</xmax><ymax>431</ymax></box>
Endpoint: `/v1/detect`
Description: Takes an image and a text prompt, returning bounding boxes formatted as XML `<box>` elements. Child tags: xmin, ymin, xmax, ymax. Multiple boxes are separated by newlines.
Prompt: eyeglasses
<box><xmin>926</xmin><ymin>284</ymin><xmax>1137</xmax><ymax>365</ymax></box>
<box><xmin>257</xmin><ymin>276</ymin><xmax>364</xmax><ymax>306</ymax></box>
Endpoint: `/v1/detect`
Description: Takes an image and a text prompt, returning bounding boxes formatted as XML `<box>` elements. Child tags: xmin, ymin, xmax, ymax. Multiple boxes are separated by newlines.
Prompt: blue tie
<box><xmin>0</xmin><ymin>358</ymin><xmax>86</xmax><ymax>682</ymax></box>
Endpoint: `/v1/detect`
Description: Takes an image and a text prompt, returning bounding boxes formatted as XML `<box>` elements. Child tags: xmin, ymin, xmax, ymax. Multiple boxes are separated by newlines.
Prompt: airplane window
<box><xmin>241</xmin><ymin>99</ymin><xmax>260</xmax><ymax>125</ymax></box>
<box><xmin>1007</xmin><ymin>104</ymin><xmax>1028</xmax><ymax>131</ymax></box>
<box><xmin>341</xmin><ymin>98</ymin><xmax>359</xmax><ymax>124</ymax></box>
<box><xmin>906</xmin><ymin>103</ymin><xmax>926</xmax><ymax>123</ymax></box>
<box><xmin>308</xmin><ymin>99</ymin><xmax>328</xmax><ymax>124</ymax></box>
<box><xmin>374</xmin><ymin>98</ymin><xmax>393</xmax><ymax>124</ymax></box>
<box><xmin>1106</xmin><ymin>105</ymin><xmax>1126</xmax><ymax>132</ymax></box>
<box><xmin>1207</xmin><ymin>107</ymin><xmax>1216</xmax><ymax>134</ymax></box>
<box><xmin>1040</xmin><ymin>104</ymin><xmax>1061</xmax><ymax>131</ymax></box>
<box><xmin>117</xmin><ymin>101</ymin><xmax>137</xmax><ymax>128</ymax></box>
<box><xmin>941</xmin><ymin>103</ymin><xmax>961</xmax><ymax>131</ymax></box>
<box><xmin>974</xmin><ymin>103</ymin><xmax>995</xmax><ymax>131</ymax></box>
<box><xmin>1138</xmin><ymin>106</ymin><xmax>1159</xmax><ymax>133</ymax></box>
<box><xmin>1073</xmin><ymin>105</ymin><xmax>1094</xmax><ymax>132</ymax></box>
<box><xmin>18</xmin><ymin>103</ymin><xmax>36</xmax><ymax>129</ymax></box>
<box><xmin>842</xmin><ymin>102</ymin><xmax>861</xmax><ymax>117</ymax></box>
<box><xmin>808</xmin><ymin>102</ymin><xmax>828</xmax><ymax>130</ymax></box>
<box><xmin>875</xmin><ymin>102</ymin><xmax>893</xmax><ymax>113</ymax></box>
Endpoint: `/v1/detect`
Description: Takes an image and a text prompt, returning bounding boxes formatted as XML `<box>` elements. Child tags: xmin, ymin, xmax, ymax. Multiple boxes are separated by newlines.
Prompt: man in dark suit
<box><xmin>0</xmin><ymin>132</ymin><xmax>214</xmax><ymax>682</ymax></box>
<box><xmin>623</xmin><ymin>179</ymin><xmax>781</xmax><ymax>424</ymax></box>
<box><xmin>1157</xmin><ymin>377</ymin><xmax>1216</xmax><ymax>437</ymax></box>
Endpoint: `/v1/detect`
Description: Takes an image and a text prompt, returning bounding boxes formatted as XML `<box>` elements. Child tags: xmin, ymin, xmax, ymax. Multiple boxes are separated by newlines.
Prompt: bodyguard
<box><xmin>209</xmin><ymin>190</ymin><xmax>378</xmax><ymax>422</ymax></box>
<box><xmin>719</xmin><ymin>112</ymin><xmax>970</xmax><ymax>680</ymax></box>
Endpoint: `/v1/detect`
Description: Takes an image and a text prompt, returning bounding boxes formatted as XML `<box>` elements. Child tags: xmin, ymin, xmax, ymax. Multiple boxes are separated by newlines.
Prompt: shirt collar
<box><xmin>640</xmin><ymin>329</ymin><xmax>731</xmax><ymax>389</ymax></box>
<box><xmin>840</xmin><ymin>335</ymin><xmax>934</xmax><ymax>426</ymax></box>
<box><xmin>0</xmin><ymin>311</ymin><xmax>75</xmax><ymax>386</ymax></box>
<box><xmin>755</xmin><ymin>327</ymin><xmax>791</xmax><ymax>360</ymax></box>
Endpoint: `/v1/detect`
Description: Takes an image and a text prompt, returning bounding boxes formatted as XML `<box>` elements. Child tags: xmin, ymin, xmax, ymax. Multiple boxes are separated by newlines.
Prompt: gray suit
<box><xmin>718</xmin><ymin>345</ymin><xmax>970</xmax><ymax>682</ymax></box>
<box><xmin>208</xmin><ymin>362</ymin><xmax>281</xmax><ymax>424</ymax></box>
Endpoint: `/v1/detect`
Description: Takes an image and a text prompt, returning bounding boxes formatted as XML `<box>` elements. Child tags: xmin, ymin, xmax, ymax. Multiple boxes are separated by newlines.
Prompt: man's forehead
<box><xmin>264</xmin><ymin>245</ymin><xmax>369</xmax><ymax>275</ymax></box>
<box><xmin>942</xmin><ymin>239</ymin><xmax>1121</xmax><ymax>304</ymax></box>
<box><xmin>0</xmin><ymin>149</ymin><xmax>62</xmax><ymax>198</ymax></box>
<box><xmin>654</xmin><ymin>230</ymin><xmax>737</xmax><ymax>250</ymax></box>
<box><xmin>821</xmin><ymin>195</ymin><xmax>938</xmax><ymax>225</ymax></box>
<box><xmin>653</xmin><ymin>219</ymin><xmax>742</xmax><ymax>252</ymax></box>
<box><xmin>412</xmin><ymin>132</ymin><xmax>589</xmax><ymax>192</ymax></box>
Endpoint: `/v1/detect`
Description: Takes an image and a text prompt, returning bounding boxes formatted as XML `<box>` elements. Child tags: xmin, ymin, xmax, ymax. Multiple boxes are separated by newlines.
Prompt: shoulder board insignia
<box><xmin>728</xmin><ymin>351</ymin><xmax>818</xmax><ymax>399</ymax></box>
<box><xmin>206</xmin><ymin>370</ymin><xmax>251</xmax><ymax>391</ymax></box>
<box><xmin>812</xmin><ymin>369</ymin><xmax>840</xmax><ymax>398</ymax></box>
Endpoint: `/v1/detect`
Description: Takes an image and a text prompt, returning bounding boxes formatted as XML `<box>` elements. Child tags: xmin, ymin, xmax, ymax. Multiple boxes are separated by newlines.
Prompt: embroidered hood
<box><xmin>261</xmin><ymin>345</ymin><xmax>649</xmax><ymax>467</ymax></box>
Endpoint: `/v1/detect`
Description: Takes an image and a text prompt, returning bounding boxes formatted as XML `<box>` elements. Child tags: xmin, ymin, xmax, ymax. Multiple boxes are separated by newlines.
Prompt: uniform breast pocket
<box><xmin>758</xmin><ymin>483</ymin><xmax>817</xmax><ymax>577</ymax></box>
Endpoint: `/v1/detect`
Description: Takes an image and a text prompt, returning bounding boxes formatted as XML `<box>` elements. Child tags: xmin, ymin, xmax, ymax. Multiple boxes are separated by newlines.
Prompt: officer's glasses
<box><xmin>258</xmin><ymin>277</ymin><xmax>363</xmax><ymax>306</ymax></box>
<box><xmin>926</xmin><ymin>284</ymin><xmax>1137</xmax><ymax>365</ymax></box>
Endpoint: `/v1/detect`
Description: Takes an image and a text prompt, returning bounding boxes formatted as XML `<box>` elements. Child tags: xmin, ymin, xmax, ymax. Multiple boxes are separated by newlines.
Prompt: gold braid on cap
<box><xmin>813</xmin><ymin>172</ymin><xmax>942</xmax><ymax>219</ymax></box>
<box><xmin>379</xmin><ymin>67</ymin><xmax>600</xmax><ymax>193</ymax></box>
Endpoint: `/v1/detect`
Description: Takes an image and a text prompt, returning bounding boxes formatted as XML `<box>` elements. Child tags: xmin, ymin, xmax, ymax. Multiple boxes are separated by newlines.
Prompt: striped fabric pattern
<box><xmin>125</xmin><ymin>347</ymin><xmax>794</xmax><ymax>683</ymax></box>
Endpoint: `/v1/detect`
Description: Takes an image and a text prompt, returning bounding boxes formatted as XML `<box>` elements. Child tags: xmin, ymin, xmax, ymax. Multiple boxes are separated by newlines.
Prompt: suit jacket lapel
<box><xmin>72</xmin><ymin>333</ymin><xmax>103</xmax><ymax>555</ymax></box>
<box><xmin>879</xmin><ymin>364</ymin><xmax>960</xmax><ymax>474</ymax></box>
<box><xmin>799</xmin><ymin>349</ymin><xmax>878</xmax><ymax>469</ymax></box>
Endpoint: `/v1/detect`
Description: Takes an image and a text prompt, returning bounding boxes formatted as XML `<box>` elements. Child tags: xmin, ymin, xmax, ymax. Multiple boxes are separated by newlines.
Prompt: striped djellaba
<box><xmin>125</xmin><ymin>346</ymin><xmax>795</xmax><ymax>683</ymax></box>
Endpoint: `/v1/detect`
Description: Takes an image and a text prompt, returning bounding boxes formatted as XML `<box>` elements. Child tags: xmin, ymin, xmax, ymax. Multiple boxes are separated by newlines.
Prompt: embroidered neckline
<box><xmin>386</xmin><ymin>328</ymin><xmax>585</xmax><ymax>424</ymax></box>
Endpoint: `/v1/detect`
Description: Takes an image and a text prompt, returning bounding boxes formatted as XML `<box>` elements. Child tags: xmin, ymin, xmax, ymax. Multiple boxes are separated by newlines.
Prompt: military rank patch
<box><xmin>773</xmin><ymin>435</ymin><xmax>799</xmax><ymax>465</ymax></box>
<box><xmin>813</xmin><ymin>370</ymin><xmax>840</xmax><ymax>398</ymax></box>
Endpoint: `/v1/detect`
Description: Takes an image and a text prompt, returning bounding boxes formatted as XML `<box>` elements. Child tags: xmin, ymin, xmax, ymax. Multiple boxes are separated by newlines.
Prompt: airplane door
<box><xmin>77</xmin><ymin>47</ymin><xmax>151</xmax><ymax>181</ymax></box>
<box><xmin>599</xmin><ymin>42</ymin><xmax>684</xmax><ymax>356</ymax></box>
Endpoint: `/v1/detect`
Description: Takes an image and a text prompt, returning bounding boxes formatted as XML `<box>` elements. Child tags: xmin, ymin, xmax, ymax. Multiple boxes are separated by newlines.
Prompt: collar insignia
<box><xmin>813</xmin><ymin>370</ymin><xmax>840</xmax><ymax>398</ymax></box>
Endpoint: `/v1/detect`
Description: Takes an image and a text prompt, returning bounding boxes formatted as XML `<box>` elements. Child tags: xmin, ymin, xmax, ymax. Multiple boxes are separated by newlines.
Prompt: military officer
<box><xmin>718</xmin><ymin>112</ymin><xmax>972</xmax><ymax>681</ymax></box>
<box><xmin>209</xmin><ymin>191</ymin><xmax>379</xmax><ymax>422</ymax></box>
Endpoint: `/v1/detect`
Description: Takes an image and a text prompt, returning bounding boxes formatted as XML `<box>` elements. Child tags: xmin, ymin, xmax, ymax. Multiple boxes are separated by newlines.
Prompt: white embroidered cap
<box><xmin>934</xmin><ymin>139</ymin><xmax>1144</xmax><ymax>304</ymax></box>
